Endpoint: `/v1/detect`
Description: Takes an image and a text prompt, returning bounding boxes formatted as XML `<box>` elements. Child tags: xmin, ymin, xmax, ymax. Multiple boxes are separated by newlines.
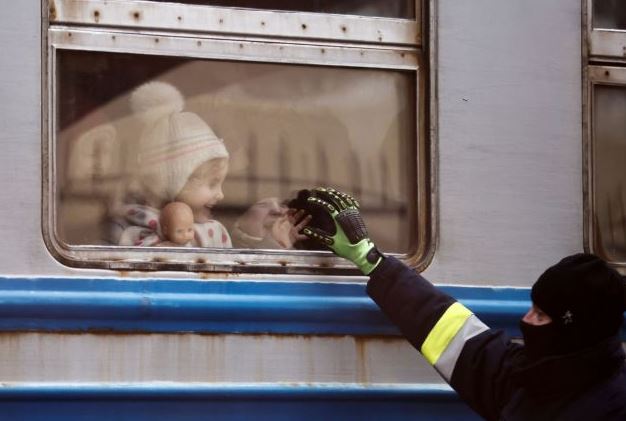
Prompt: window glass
<box><xmin>150</xmin><ymin>0</ymin><xmax>415</xmax><ymax>19</ymax></box>
<box><xmin>592</xmin><ymin>85</ymin><xmax>626</xmax><ymax>262</ymax></box>
<box><xmin>56</xmin><ymin>50</ymin><xmax>417</xmax><ymax>253</ymax></box>
<box><xmin>593</xmin><ymin>0</ymin><xmax>626</xmax><ymax>30</ymax></box>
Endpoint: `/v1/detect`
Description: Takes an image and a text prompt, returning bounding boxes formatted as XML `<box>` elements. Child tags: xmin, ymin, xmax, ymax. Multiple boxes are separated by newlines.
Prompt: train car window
<box><xmin>592</xmin><ymin>0</ymin><xmax>626</xmax><ymax>30</ymax></box>
<box><xmin>150</xmin><ymin>0</ymin><xmax>416</xmax><ymax>19</ymax></box>
<box><xmin>587</xmin><ymin>67</ymin><xmax>626</xmax><ymax>266</ymax></box>
<box><xmin>55</xmin><ymin>50</ymin><xmax>416</xmax><ymax>252</ymax></box>
<box><xmin>588</xmin><ymin>0</ymin><xmax>626</xmax><ymax>60</ymax></box>
<box><xmin>45</xmin><ymin>0</ymin><xmax>430</xmax><ymax>272</ymax></box>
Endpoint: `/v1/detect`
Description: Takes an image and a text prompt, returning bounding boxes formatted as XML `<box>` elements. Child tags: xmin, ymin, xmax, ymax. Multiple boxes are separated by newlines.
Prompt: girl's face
<box><xmin>176</xmin><ymin>158</ymin><xmax>228</xmax><ymax>223</ymax></box>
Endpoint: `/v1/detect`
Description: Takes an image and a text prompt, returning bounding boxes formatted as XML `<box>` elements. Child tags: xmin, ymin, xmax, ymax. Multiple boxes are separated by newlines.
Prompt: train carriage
<box><xmin>0</xmin><ymin>0</ymin><xmax>624</xmax><ymax>419</ymax></box>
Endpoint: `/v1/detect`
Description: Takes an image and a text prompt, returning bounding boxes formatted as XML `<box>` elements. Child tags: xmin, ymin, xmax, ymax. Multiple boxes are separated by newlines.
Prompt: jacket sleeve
<box><xmin>367</xmin><ymin>256</ymin><xmax>522</xmax><ymax>421</ymax></box>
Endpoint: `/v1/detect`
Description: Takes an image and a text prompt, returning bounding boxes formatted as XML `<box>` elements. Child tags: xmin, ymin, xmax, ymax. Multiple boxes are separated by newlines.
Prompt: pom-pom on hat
<box><xmin>531</xmin><ymin>253</ymin><xmax>625</xmax><ymax>351</ymax></box>
<box><xmin>131</xmin><ymin>81</ymin><xmax>229</xmax><ymax>203</ymax></box>
<box><xmin>130</xmin><ymin>81</ymin><xmax>184</xmax><ymax>126</ymax></box>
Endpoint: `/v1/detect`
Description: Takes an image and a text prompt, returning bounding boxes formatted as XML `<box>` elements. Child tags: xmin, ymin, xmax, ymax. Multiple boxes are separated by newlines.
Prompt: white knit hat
<box><xmin>131</xmin><ymin>81</ymin><xmax>229</xmax><ymax>202</ymax></box>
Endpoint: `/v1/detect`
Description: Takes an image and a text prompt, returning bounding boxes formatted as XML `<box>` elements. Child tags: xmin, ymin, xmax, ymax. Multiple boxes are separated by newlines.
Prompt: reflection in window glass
<box><xmin>593</xmin><ymin>85</ymin><xmax>626</xmax><ymax>262</ymax></box>
<box><xmin>56</xmin><ymin>51</ymin><xmax>417</xmax><ymax>253</ymax></box>
<box><xmin>150</xmin><ymin>0</ymin><xmax>415</xmax><ymax>19</ymax></box>
<box><xmin>593</xmin><ymin>0</ymin><xmax>626</xmax><ymax>30</ymax></box>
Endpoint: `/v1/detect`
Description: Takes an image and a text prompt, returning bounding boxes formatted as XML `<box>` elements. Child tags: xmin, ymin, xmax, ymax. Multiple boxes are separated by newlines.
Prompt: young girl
<box><xmin>114</xmin><ymin>81</ymin><xmax>232</xmax><ymax>248</ymax></box>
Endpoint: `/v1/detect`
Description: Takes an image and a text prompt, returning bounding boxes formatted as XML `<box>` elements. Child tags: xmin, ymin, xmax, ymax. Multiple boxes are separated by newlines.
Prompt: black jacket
<box><xmin>367</xmin><ymin>256</ymin><xmax>626</xmax><ymax>421</ymax></box>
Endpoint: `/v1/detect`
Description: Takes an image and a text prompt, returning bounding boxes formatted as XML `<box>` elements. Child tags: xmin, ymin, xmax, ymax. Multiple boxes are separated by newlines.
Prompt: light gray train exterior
<box><xmin>0</xmin><ymin>1</ymin><xmax>612</xmax><ymax>419</ymax></box>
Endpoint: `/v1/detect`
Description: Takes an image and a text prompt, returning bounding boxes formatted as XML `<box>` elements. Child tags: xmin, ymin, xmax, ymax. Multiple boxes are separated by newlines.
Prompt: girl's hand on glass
<box><xmin>285</xmin><ymin>209</ymin><xmax>313</xmax><ymax>245</ymax></box>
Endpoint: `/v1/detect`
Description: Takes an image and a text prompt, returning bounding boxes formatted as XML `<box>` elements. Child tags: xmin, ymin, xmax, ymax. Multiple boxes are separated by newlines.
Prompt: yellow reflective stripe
<box><xmin>420</xmin><ymin>302</ymin><xmax>473</xmax><ymax>365</ymax></box>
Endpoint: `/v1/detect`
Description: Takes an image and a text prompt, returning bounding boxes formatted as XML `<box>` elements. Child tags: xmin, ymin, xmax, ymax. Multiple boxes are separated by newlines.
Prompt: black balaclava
<box><xmin>520</xmin><ymin>253</ymin><xmax>625</xmax><ymax>359</ymax></box>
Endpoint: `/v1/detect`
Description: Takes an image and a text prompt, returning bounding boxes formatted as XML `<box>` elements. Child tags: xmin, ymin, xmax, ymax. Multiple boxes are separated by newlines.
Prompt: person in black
<box><xmin>297</xmin><ymin>187</ymin><xmax>626</xmax><ymax>421</ymax></box>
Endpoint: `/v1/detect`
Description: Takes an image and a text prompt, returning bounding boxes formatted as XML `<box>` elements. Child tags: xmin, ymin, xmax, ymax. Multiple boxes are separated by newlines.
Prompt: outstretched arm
<box><xmin>299</xmin><ymin>187</ymin><xmax>522</xmax><ymax>421</ymax></box>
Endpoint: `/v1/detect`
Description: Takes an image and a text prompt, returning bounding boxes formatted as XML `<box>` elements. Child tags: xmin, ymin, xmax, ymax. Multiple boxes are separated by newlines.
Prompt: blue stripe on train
<box><xmin>0</xmin><ymin>383</ymin><xmax>481</xmax><ymax>420</ymax></box>
<box><xmin>0</xmin><ymin>275</ymin><xmax>623</xmax><ymax>338</ymax></box>
<box><xmin>0</xmin><ymin>276</ymin><xmax>531</xmax><ymax>336</ymax></box>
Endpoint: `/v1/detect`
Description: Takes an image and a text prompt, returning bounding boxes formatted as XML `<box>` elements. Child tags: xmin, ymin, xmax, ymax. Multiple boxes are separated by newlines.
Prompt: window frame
<box><xmin>584</xmin><ymin>65</ymin><xmax>626</xmax><ymax>270</ymax></box>
<box><xmin>43</xmin><ymin>0</ymin><xmax>434</xmax><ymax>273</ymax></box>
<box><xmin>49</xmin><ymin>0</ymin><xmax>421</xmax><ymax>46</ymax></box>
<box><xmin>586</xmin><ymin>0</ymin><xmax>626</xmax><ymax>63</ymax></box>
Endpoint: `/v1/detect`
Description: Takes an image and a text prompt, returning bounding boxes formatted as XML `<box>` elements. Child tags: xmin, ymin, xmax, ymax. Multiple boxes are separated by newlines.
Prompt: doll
<box><xmin>159</xmin><ymin>201</ymin><xmax>195</xmax><ymax>246</ymax></box>
<box><xmin>116</xmin><ymin>81</ymin><xmax>232</xmax><ymax>248</ymax></box>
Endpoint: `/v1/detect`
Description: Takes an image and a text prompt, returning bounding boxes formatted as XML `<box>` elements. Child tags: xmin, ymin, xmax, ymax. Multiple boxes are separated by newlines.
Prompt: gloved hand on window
<box><xmin>301</xmin><ymin>187</ymin><xmax>384</xmax><ymax>275</ymax></box>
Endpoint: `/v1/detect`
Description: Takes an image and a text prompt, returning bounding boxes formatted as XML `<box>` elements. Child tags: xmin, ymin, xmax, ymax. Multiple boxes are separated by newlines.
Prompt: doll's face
<box><xmin>161</xmin><ymin>202</ymin><xmax>195</xmax><ymax>245</ymax></box>
<box><xmin>176</xmin><ymin>158</ymin><xmax>228</xmax><ymax>223</ymax></box>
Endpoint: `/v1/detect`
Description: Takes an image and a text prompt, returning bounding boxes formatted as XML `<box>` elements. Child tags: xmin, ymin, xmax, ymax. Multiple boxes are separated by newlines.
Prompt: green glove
<box><xmin>302</xmin><ymin>187</ymin><xmax>383</xmax><ymax>275</ymax></box>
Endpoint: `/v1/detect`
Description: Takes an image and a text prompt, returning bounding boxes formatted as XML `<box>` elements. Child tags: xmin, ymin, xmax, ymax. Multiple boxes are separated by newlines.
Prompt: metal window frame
<box><xmin>584</xmin><ymin>65</ymin><xmax>626</xmax><ymax>270</ymax></box>
<box><xmin>587</xmin><ymin>0</ymin><xmax>626</xmax><ymax>63</ymax></box>
<box><xmin>43</xmin><ymin>0</ymin><xmax>435</xmax><ymax>274</ymax></box>
<box><xmin>49</xmin><ymin>0</ymin><xmax>421</xmax><ymax>46</ymax></box>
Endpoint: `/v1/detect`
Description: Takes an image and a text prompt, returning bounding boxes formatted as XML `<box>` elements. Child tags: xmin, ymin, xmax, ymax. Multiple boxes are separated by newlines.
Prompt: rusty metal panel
<box><xmin>0</xmin><ymin>333</ymin><xmax>442</xmax><ymax>384</ymax></box>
